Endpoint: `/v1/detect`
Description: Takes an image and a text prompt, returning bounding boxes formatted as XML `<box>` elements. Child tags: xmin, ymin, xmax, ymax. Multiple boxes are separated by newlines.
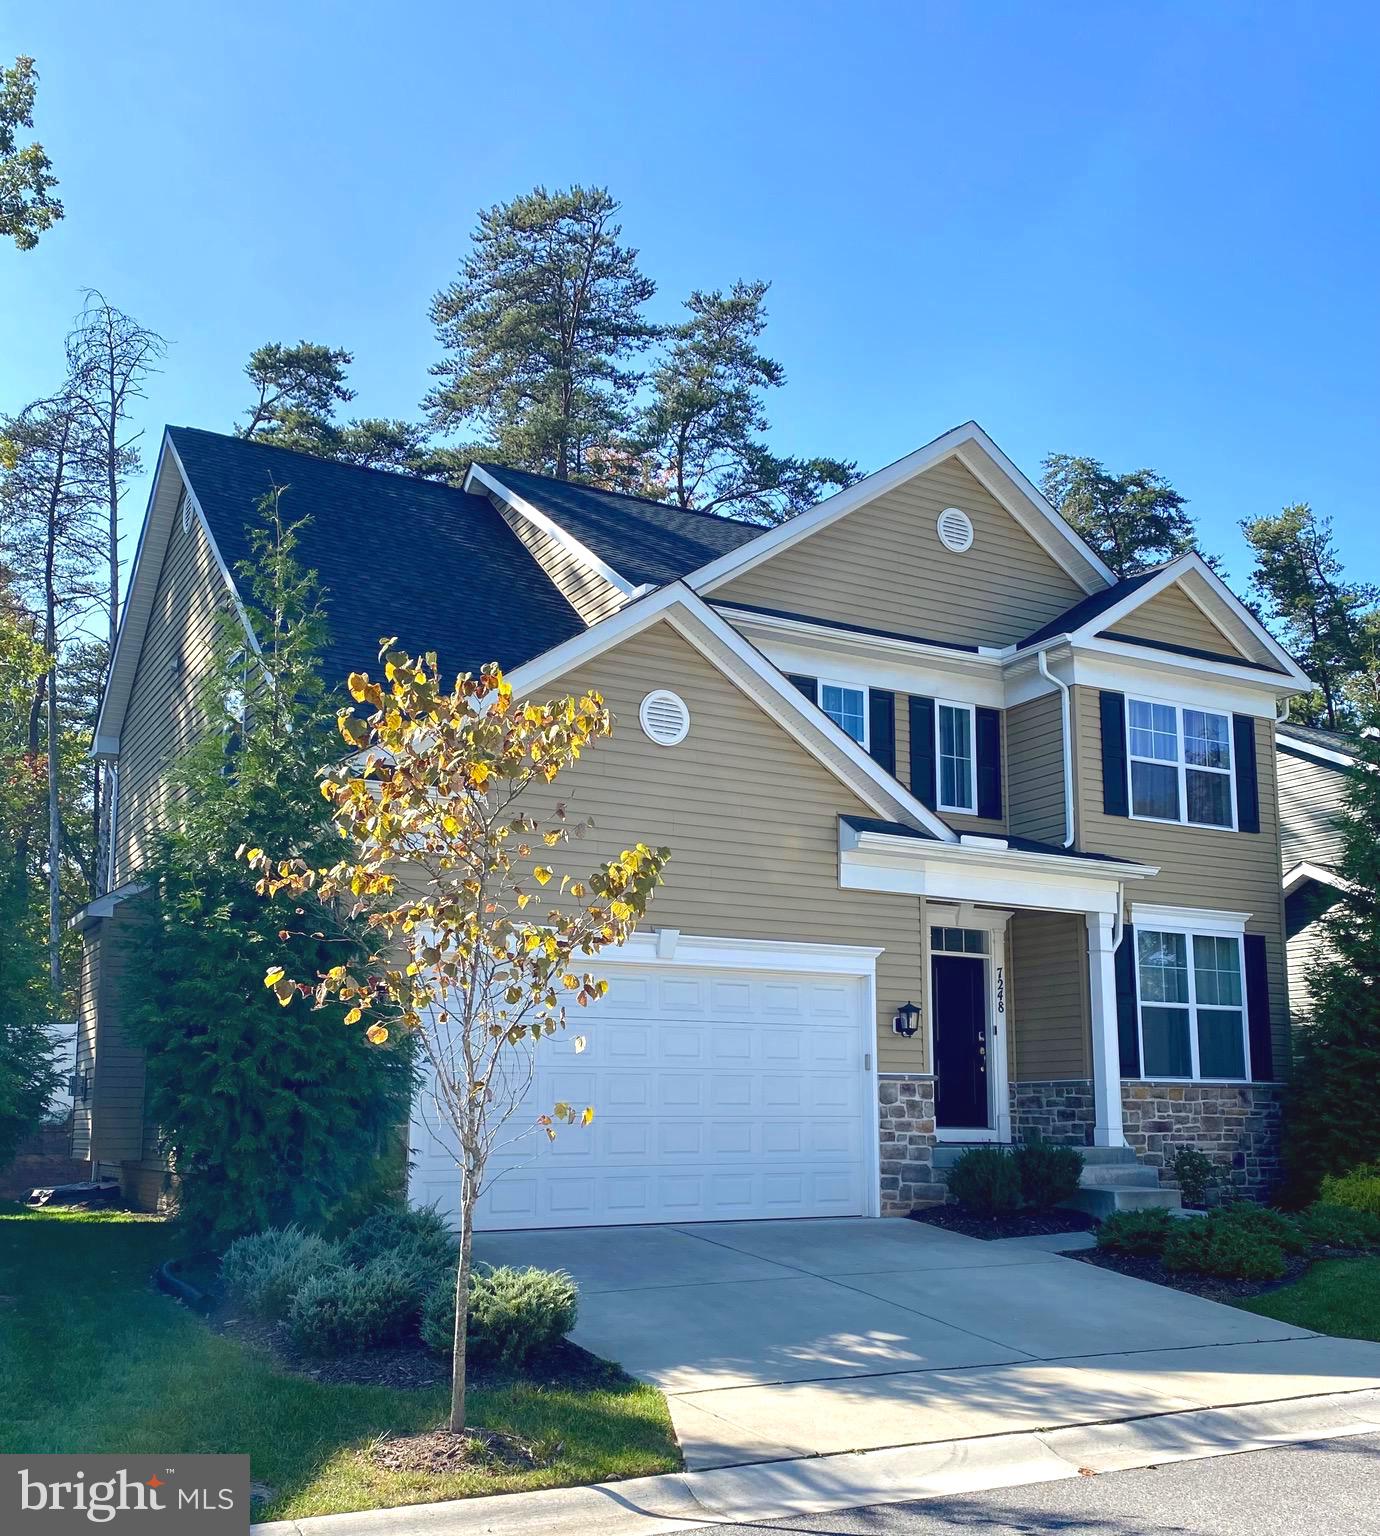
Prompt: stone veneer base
<box><xmin>878</xmin><ymin>1073</ymin><xmax>943</xmax><ymax>1212</ymax></box>
<box><xmin>1009</xmin><ymin>1079</ymin><xmax>1096</xmax><ymax>1146</ymax></box>
<box><xmin>1121</xmin><ymin>1081</ymin><xmax>1283</xmax><ymax>1202</ymax></box>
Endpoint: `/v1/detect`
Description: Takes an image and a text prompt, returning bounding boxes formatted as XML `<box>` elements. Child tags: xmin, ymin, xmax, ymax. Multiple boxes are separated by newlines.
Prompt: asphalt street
<box><xmin>682</xmin><ymin>1430</ymin><xmax>1380</xmax><ymax>1535</ymax></box>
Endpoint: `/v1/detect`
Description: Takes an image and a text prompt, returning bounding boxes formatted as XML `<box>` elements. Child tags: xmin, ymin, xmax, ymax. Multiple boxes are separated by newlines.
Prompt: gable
<box><xmin>1101</xmin><ymin>581</ymin><xmax>1250</xmax><ymax>661</ymax></box>
<box><xmin>714</xmin><ymin>459</ymin><xmax>1090</xmax><ymax>649</ymax></box>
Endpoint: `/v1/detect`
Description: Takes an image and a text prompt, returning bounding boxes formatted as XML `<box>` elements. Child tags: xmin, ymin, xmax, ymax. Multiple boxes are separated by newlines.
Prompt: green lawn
<box><xmin>1237</xmin><ymin>1258</ymin><xmax>1380</xmax><ymax>1342</ymax></box>
<box><xmin>0</xmin><ymin>1205</ymin><xmax>679</xmax><ymax>1520</ymax></box>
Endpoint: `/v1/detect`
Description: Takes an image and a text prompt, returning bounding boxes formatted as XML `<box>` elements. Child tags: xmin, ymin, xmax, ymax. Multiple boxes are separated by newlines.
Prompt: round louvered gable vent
<box><xmin>937</xmin><ymin>506</ymin><xmax>974</xmax><ymax>552</ymax></box>
<box><xmin>639</xmin><ymin>689</ymin><xmax>690</xmax><ymax>746</ymax></box>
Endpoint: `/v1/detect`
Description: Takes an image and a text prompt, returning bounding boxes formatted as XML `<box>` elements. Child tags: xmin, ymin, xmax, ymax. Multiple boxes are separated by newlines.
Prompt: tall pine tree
<box><xmin>124</xmin><ymin>489</ymin><xmax>413</xmax><ymax>1240</ymax></box>
<box><xmin>1283</xmin><ymin>719</ymin><xmax>1380</xmax><ymax>1198</ymax></box>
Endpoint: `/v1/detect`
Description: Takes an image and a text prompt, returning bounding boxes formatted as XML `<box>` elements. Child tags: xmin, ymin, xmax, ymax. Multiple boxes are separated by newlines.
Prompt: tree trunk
<box><xmin>45</xmin><ymin>658</ymin><xmax>61</xmax><ymax>996</ymax></box>
<box><xmin>448</xmin><ymin>1176</ymin><xmax>475</xmax><ymax>1435</ymax></box>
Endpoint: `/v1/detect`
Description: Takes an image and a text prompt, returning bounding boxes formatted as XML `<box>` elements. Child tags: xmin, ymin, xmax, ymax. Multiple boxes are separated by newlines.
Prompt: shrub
<box><xmin>421</xmin><ymin>1264</ymin><xmax>579</xmax><ymax>1366</ymax></box>
<box><xmin>287</xmin><ymin>1254</ymin><xmax>426</xmax><ymax>1354</ymax></box>
<box><xmin>946</xmin><ymin>1147</ymin><xmax>1022</xmax><ymax>1216</ymax></box>
<box><xmin>1096</xmin><ymin>1208</ymin><xmax>1173</xmax><ymax>1256</ymax></box>
<box><xmin>1162</xmin><ymin>1214</ymin><xmax>1286</xmax><ymax>1281</ymax></box>
<box><xmin>1213</xmin><ymin>1201</ymin><xmax>1308</xmax><ymax>1255</ymax></box>
<box><xmin>1168</xmin><ymin>1147</ymin><xmax>1216</xmax><ymax>1208</ymax></box>
<box><xmin>1014</xmin><ymin>1141</ymin><xmax>1083</xmax><ymax>1210</ymax></box>
<box><xmin>1320</xmin><ymin>1166</ymin><xmax>1380</xmax><ymax>1217</ymax></box>
<box><xmin>220</xmin><ymin>1226</ymin><xmax>342</xmax><ymax>1320</ymax></box>
<box><xmin>339</xmin><ymin>1204</ymin><xmax>456</xmax><ymax>1270</ymax></box>
<box><xmin>1298</xmin><ymin>1202</ymin><xmax>1380</xmax><ymax>1250</ymax></box>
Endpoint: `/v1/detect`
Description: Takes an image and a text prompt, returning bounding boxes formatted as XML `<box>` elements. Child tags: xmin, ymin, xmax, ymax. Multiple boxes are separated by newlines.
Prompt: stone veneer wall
<box><xmin>878</xmin><ymin>1073</ymin><xmax>942</xmax><ymax>1213</ymax></box>
<box><xmin>1009</xmin><ymin>1079</ymin><xmax>1096</xmax><ymax>1145</ymax></box>
<box><xmin>1121</xmin><ymin>1082</ymin><xmax>1284</xmax><ymax>1202</ymax></box>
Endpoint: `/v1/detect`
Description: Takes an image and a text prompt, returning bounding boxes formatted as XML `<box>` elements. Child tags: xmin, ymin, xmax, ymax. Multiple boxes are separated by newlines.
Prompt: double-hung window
<box><xmin>937</xmin><ymin>701</ymin><xmax>975</xmax><ymax>812</ymax></box>
<box><xmin>1127</xmin><ymin>698</ymin><xmax>1234</xmax><ymax>828</ymax></box>
<box><xmin>820</xmin><ymin>681</ymin><xmax>867</xmax><ymax>746</ymax></box>
<box><xmin>1137</xmin><ymin>927</ymin><xmax>1248</xmax><ymax>1080</ymax></box>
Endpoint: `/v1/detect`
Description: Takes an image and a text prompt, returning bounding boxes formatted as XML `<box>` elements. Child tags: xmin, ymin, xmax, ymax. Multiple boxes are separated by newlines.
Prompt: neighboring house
<box><xmin>1276</xmin><ymin>721</ymin><xmax>1356</xmax><ymax>1026</ymax></box>
<box><xmin>75</xmin><ymin>420</ymin><xmax>1312</xmax><ymax>1221</ymax></box>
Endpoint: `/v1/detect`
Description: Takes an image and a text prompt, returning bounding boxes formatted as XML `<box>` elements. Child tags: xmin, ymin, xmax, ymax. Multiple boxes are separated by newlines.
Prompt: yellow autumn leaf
<box><xmin>366</xmin><ymin>1024</ymin><xmax>389</xmax><ymax>1044</ymax></box>
<box><xmin>246</xmin><ymin>848</ymin><xmax>263</xmax><ymax>863</ymax></box>
<box><xmin>344</xmin><ymin>1006</ymin><xmax>362</xmax><ymax>1025</ymax></box>
<box><xmin>263</xmin><ymin>967</ymin><xmax>285</xmax><ymax>987</ymax></box>
<box><xmin>610</xmin><ymin>900</ymin><xmax>633</xmax><ymax>921</ymax></box>
<box><xmin>581</xmin><ymin>1106</ymin><xmax>595</xmax><ymax>1127</ymax></box>
<box><xmin>533</xmin><ymin>866</ymin><xmax>553</xmax><ymax>886</ymax></box>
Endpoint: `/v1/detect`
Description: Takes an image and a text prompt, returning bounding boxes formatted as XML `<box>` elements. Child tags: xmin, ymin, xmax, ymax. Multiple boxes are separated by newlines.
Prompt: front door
<box><xmin>933</xmin><ymin>954</ymin><xmax>989</xmax><ymax>1129</ymax></box>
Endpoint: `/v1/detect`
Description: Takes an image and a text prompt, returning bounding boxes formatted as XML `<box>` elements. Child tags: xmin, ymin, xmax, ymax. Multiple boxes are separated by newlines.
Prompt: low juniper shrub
<box><xmin>1095</xmin><ymin>1207</ymin><xmax>1173</xmax><ymax>1256</ymax></box>
<box><xmin>1013</xmin><ymin>1141</ymin><xmax>1084</xmax><ymax>1210</ymax></box>
<box><xmin>287</xmin><ymin>1254</ymin><xmax>427</xmax><ymax>1354</ymax></box>
<box><xmin>220</xmin><ymin>1226</ymin><xmax>342</xmax><ymax>1321</ymax></box>
<box><xmin>1297</xmin><ymin>1201</ymin><xmax>1380</xmax><ymax>1250</ymax></box>
<box><xmin>421</xmin><ymin>1264</ymin><xmax>579</xmax><ymax>1366</ymax></box>
<box><xmin>1162</xmin><ymin>1215</ymin><xmax>1286</xmax><ymax>1282</ymax></box>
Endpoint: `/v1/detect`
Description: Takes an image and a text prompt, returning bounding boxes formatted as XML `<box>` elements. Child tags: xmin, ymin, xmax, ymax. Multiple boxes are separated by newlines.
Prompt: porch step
<box><xmin>1078</xmin><ymin>1164</ymin><xmax>1162</xmax><ymax>1188</ymax></box>
<box><xmin>1064</xmin><ymin>1185</ymin><xmax>1183</xmax><ymax>1218</ymax></box>
<box><xmin>931</xmin><ymin>1143</ymin><xmax>1138</xmax><ymax>1171</ymax></box>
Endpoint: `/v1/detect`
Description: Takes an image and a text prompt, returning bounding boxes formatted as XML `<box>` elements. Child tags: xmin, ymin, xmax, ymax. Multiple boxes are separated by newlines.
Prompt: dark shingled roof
<box><xmin>1277</xmin><ymin>721</ymin><xmax>1358</xmax><ymax>765</ymax></box>
<box><xmin>167</xmin><ymin>428</ymin><xmax>586</xmax><ymax>682</ymax></box>
<box><xmin>1017</xmin><ymin>565</ymin><xmax>1166</xmax><ymax>649</ymax></box>
<box><xmin>713</xmin><ymin>601</ymin><xmax>983</xmax><ymax>655</ymax></box>
<box><xmin>840</xmin><ymin>814</ymin><xmax>1137</xmax><ymax>864</ymax></box>
<box><xmin>478</xmin><ymin>464</ymin><xmax>766</xmax><ymax>587</ymax></box>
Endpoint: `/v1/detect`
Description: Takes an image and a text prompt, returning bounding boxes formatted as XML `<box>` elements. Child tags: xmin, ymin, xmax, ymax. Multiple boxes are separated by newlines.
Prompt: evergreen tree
<box><xmin>629</xmin><ymin>281</ymin><xmax>857</xmax><ymax>524</ymax></box>
<box><xmin>125</xmin><ymin>489</ymin><xmax>413</xmax><ymax>1240</ymax></box>
<box><xmin>1283</xmin><ymin>719</ymin><xmax>1380</xmax><ymax>1199</ymax></box>
<box><xmin>426</xmin><ymin>185</ymin><xmax>658</xmax><ymax>480</ymax></box>
<box><xmin>1241</xmin><ymin>503</ymin><xmax>1376</xmax><ymax>729</ymax></box>
<box><xmin>1042</xmin><ymin>454</ymin><xmax>1199</xmax><ymax>577</ymax></box>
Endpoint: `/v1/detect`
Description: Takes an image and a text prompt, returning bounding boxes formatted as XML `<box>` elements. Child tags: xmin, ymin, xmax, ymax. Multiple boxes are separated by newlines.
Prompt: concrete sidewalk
<box><xmin>254</xmin><ymin>1389</ymin><xmax>1380</xmax><ymax>1536</ymax></box>
<box><xmin>473</xmin><ymin>1218</ymin><xmax>1380</xmax><ymax>1469</ymax></box>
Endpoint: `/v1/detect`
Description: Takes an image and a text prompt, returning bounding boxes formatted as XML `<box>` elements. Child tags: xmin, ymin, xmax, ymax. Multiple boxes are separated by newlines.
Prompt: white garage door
<box><xmin>408</xmin><ymin>961</ymin><xmax>874</xmax><ymax>1230</ymax></box>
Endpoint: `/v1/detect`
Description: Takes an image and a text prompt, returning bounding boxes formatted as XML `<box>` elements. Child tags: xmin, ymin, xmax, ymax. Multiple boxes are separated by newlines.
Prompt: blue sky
<box><xmin>3</xmin><ymin>0</ymin><xmax>1377</xmax><ymax>598</ymax></box>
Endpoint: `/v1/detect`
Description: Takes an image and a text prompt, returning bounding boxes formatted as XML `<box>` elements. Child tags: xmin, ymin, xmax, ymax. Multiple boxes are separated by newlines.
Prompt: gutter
<box><xmin>1037</xmin><ymin>647</ymin><xmax>1076</xmax><ymax>847</ymax></box>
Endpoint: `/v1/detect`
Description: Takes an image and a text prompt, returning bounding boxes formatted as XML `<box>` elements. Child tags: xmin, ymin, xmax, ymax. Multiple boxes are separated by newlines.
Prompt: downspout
<box><xmin>1038</xmin><ymin>647</ymin><xmax>1075</xmax><ymax>848</ymax></box>
<box><xmin>1276</xmin><ymin>696</ymin><xmax>1291</xmax><ymax>724</ymax></box>
<box><xmin>1112</xmin><ymin>879</ymin><xmax>1125</xmax><ymax>951</ymax></box>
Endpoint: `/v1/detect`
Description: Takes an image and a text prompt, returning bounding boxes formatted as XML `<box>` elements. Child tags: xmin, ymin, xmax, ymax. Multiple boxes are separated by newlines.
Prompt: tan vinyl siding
<box><xmin>1102</xmin><ymin>582</ymin><xmax>1249</xmax><ymax>659</ymax></box>
<box><xmin>1287</xmin><ymin>913</ymin><xmax>1338</xmax><ymax>1025</ymax></box>
<box><xmin>72</xmin><ymin>930</ymin><xmax>100</xmax><ymax>1158</ymax></box>
<box><xmin>1277</xmin><ymin>748</ymin><xmax>1349</xmax><ymax>870</ymax></box>
<box><xmin>113</xmin><ymin>495</ymin><xmax>225</xmax><ymax>886</ymax></box>
<box><xmin>715</xmin><ymin>459</ymin><xmax>1091</xmax><ymax>649</ymax></box>
<box><xmin>533</xmin><ymin>619</ymin><xmax>930</xmax><ymax>1073</ymax></box>
<box><xmin>1010</xmin><ymin>911</ymin><xmax>1090</xmax><ymax>1079</ymax></box>
<box><xmin>1072</xmin><ymin>688</ymin><xmax>1290</xmax><ymax>1076</ymax></box>
<box><xmin>498</xmin><ymin>505</ymin><xmax>622</xmax><ymax>624</ymax></box>
<box><xmin>894</xmin><ymin>691</ymin><xmax>1006</xmax><ymax>838</ymax></box>
<box><xmin>83</xmin><ymin>900</ymin><xmax>149</xmax><ymax>1166</ymax></box>
<box><xmin>1007</xmin><ymin>691</ymin><xmax>1067</xmax><ymax>845</ymax></box>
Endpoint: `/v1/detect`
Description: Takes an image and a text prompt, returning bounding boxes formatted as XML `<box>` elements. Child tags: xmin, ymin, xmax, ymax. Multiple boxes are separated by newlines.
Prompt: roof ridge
<box><xmin>478</xmin><ymin>461</ymin><xmax>773</xmax><ymax>531</ymax></box>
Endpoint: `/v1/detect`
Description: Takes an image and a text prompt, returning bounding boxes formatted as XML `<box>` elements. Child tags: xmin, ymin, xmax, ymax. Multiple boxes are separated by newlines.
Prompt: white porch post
<box><xmin>1086</xmin><ymin>911</ymin><xmax>1125</xmax><ymax>1148</ymax></box>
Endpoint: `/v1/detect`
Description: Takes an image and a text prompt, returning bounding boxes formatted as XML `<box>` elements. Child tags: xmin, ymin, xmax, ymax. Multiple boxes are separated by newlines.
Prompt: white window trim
<box><xmin>936</xmin><ymin>698</ymin><xmax>977</xmax><ymax>815</ymax></box>
<box><xmin>819</xmin><ymin>677</ymin><xmax>869</xmax><ymax>750</ymax></box>
<box><xmin>1125</xmin><ymin>694</ymin><xmax>1238</xmax><ymax>832</ymax></box>
<box><xmin>1131</xmin><ymin>912</ymin><xmax>1252</xmax><ymax>1084</ymax></box>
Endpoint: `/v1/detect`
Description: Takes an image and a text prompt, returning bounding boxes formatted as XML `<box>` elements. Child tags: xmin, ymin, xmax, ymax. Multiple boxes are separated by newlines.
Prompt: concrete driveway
<box><xmin>474</xmin><ymin>1217</ymin><xmax>1380</xmax><ymax>1470</ymax></box>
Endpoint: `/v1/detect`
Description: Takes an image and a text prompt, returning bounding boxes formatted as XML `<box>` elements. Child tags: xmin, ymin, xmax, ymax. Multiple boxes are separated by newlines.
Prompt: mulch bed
<box><xmin>1069</xmin><ymin>1244</ymin><xmax>1313</xmax><ymax>1302</ymax></box>
<box><xmin>369</xmin><ymin>1426</ymin><xmax>545</xmax><ymax>1474</ymax></box>
<box><xmin>210</xmin><ymin>1305</ymin><xmax>624</xmax><ymax>1393</ymax></box>
<box><xmin>909</xmin><ymin>1205</ymin><xmax>1096</xmax><ymax>1241</ymax></box>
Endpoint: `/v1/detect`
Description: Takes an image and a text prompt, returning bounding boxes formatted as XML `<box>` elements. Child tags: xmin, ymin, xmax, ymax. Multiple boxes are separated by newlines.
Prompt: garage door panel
<box><xmin>412</xmin><ymin>961</ymin><xmax>873</xmax><ymax>1230</ymax></box>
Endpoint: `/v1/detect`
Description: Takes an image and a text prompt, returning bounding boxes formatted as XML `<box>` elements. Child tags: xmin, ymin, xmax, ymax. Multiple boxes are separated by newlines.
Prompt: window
<box><xmin>937</xmin><ymin>702</ymin><xmax>975</xmax><ymax>812</ymax></box>
<box><xmin>931</xmin><ymin>927</ymin><xmax>987</xmax><ymax>955</ymax></box>
<box><xmin>1137</xmin><ymin>927</ymin><xmax>1248</xmax><ymax>1080</ymax></box>
<box><xmin>1127</xmin><ymin>698</ymin><xmax>1234</xmax><ymax>828</ymax></box>
<box><xmin>820</xmin><ymin>681</ymin><xmax>867</xmax><ymax>745</ymax></box>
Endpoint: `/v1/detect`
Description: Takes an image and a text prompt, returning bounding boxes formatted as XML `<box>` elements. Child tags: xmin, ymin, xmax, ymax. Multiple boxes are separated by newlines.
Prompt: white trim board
<box><xmin>1130</xmin><ymin>903</ymin><xmax>1251</xmax><ymax>936</ymax></box>
<box><xmin>503</xmin><ymin>580</ymin><xmax>958</xmax><ymax>840</ymax></box>
<box><xmin>1282</xmin><ymin>861</ymin><xmax>1352</xmax><ymax>896</ymax></box>
<box><xmin>1277</xmin><ymin>730</ymin><xmax>1355</xmax><ymax>768</ymax></box>
<box><xmin>685</xmin><ymin>421</ymin><xmax>1117</xmax><ymax>598</ymax></box>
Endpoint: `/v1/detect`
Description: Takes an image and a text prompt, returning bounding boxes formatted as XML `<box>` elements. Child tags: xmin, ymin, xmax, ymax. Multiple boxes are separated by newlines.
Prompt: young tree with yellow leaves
<box><xmin>246</xmin><ymin>647</ymin><xmax>669</xmax><ymax>1435</ymax></box>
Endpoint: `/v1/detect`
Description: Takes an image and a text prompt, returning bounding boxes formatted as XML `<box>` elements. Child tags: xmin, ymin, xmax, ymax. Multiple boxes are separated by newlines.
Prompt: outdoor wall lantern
<box><xmin>892</xmin><ymin>1000</ymin><xmax>921</xmax><ymax>1038</ymax></box>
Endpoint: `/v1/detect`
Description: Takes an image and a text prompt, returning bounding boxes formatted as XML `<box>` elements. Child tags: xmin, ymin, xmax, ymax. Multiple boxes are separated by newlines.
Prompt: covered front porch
<box><xmin>838</xmin><ymin>817</ymin><xmax>1158</xmax><ymax>1211</ymax></box>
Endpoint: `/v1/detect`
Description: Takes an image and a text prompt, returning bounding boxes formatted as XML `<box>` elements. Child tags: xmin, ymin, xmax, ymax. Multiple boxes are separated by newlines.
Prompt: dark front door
<box><xmin>933</xmin><ymin>954</ymin><xmax>988</xmax><ymax>1128</ymax></box>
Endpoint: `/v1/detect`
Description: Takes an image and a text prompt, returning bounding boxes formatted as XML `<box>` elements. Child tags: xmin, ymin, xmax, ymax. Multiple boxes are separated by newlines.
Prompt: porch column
<box><xmin>1085</xmin><ymin>911</ymin><xmax>1125</xmax><ymax>1148</ymax></box>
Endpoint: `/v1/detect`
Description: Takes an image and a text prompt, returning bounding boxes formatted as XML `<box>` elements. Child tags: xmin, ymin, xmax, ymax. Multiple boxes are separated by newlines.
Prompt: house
<box><xmin>74</xmin><ymin>421</ymin><xmax>1312</xmax><ymax>1221</ymax></box>
<box><xmin>1276</xmin><ymin>721</ymin><xmax>1356</xmax><ymax>1025</ymax></box>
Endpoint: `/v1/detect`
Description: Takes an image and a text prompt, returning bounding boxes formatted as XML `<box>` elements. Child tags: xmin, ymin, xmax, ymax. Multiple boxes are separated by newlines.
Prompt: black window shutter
<box><xmin>1233</xmin><ymin>714</ymin><xmax>1260</xmax><ymax>833</ymax></box>
<box><xmin>786</xmin><ymin>674</ymin><xmax>817</xmax><ymax>704</ymax></box>
<box><xmin>1100</xmin><ymin>691</ymin><xmax>1130</xmax><ymax>817</ymax></box>
<box><xmin>909</xmin><ymin>696</ymin><xmax>937</xmax><ymax>809</ymax></box>
<box><xmin>975</xmin><ymin>707</ymin><xmax>1003</xmax><ymax>820</ymax></box>
<box><xmin>1114</xmin><ymin>923</ymin><xmax>1141</xmax><ymax>1077</ymax></box>
<box><xmin>1244</xmin><ymin>933</ymin><xmax>1274</xmax><ymax>1080</ymax></box>
<box><xmin>868</xmin><ymin>689</ymin><xmax>896</xmax><ymax>775</ymax></box>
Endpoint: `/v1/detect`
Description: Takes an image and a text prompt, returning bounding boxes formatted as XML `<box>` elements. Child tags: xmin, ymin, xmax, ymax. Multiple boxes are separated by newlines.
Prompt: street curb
<box><xmin>253</xmin><ymin>1387</ymin><xmax>1380</xmax><ymax>1536</ymax></box>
